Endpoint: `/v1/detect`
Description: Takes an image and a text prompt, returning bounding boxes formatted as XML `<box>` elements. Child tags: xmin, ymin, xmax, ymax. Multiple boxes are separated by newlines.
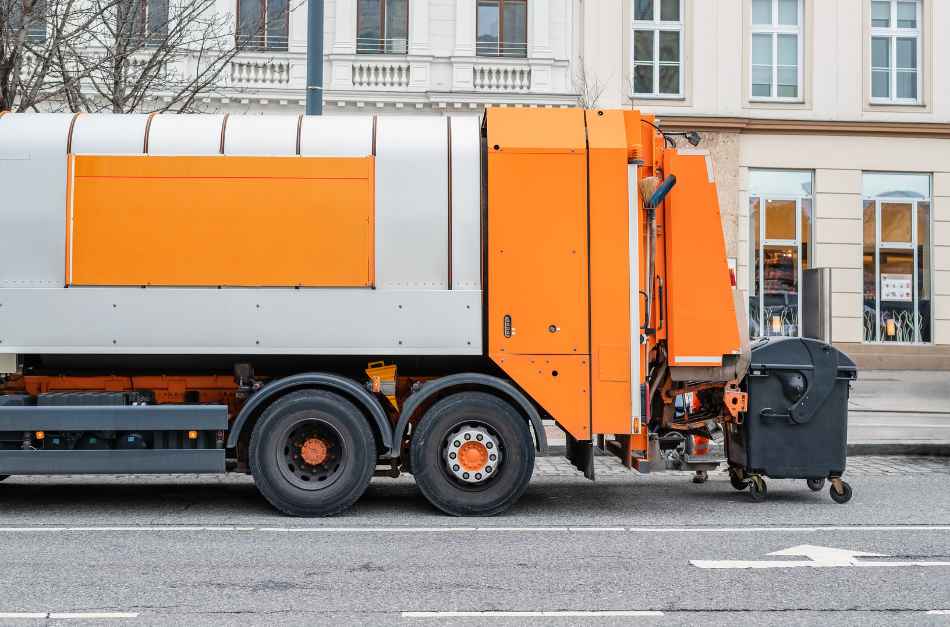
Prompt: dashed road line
<box><xmin>0</xmin><ymin>612</ymin><xmax>137</xmax><ymax>619</ymax></box>
<box><xmin>403</xmin><ymin>611</ymin><xmax>664</xmax><ymax>618</ymax></box>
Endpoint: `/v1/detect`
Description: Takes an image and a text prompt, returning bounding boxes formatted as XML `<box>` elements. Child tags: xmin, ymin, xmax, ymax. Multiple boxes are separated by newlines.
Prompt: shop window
<box><xmin>749</xmin><ymin>170</ymin><xmax>813</xmax><ymax>338</ymax></box>
<box><xmin>357</xmin><ymin>0</ymin><xmax>409</xmax><ymax>54</ymax></box>
<box><xmin>863</xmin><ymin>172</ymin><xmax>931</xmax><ymax>343</ymax></box>
<box><xmin>632</xmin><ymin>0</ymin><xmax>683</xmax><ymax>97</ymax></box>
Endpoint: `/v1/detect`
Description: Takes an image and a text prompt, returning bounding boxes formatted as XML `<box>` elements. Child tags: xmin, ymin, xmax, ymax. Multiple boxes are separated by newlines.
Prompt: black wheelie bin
<box><xmin>724</xmin><ymin>336</ymin><xmax>858</xmax><ymax>503</ymax></box>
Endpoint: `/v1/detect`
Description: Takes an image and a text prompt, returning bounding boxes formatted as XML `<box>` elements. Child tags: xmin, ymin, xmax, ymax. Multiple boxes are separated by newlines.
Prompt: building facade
<box><xmin>579</xmin><ymin>0</ymin><xmax>950</xmax><ymax>369</ymax></box>
<box><xmin>219</xmin><ymin>0</ymin><xmax>578</xmax><ymax>112</ymax></box>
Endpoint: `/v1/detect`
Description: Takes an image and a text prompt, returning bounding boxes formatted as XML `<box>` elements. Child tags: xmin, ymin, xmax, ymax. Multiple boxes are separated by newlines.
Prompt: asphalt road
<box><xmin>0</xmin><ymin>456</ymin><xmax>948</xmax><ymax>626</ymax></box>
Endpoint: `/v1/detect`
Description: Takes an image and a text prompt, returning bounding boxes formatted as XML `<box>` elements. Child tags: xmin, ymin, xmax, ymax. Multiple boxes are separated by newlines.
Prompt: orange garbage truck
<box><xmin>0</xmin><ymin>108</ymin><xmax>856</xmax><ymax>516</ymax></box>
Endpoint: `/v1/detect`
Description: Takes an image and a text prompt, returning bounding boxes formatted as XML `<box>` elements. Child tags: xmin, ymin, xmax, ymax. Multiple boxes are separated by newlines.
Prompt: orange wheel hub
<box><xmin>300</xmin><ymin>437</ymin><xmax>329</xmax><ymax>466</ymax></box>
<box><xmin>457</xmin><ymin>441</ymin><xmax>489</xmax><ymax>472</ymax></box>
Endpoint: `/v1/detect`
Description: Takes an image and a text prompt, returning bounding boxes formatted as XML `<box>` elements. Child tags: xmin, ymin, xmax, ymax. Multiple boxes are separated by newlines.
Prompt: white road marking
<box><xmin>402</xmin><ymin>611</ymin><xmax>663</xmax><ymax>618</ymax></box>
<box><xmin>927</xmin><ymin>610</ymin><xmax>950</xmax><ymax>615</ymax></box>
<box><xmin>0</xmin><ymin>612</ymin><xmax>137</xmax><ymax>619</ymax></box>
<box><xmin>691</xmin><ymin>544</ymin><xmax>950</xmax><ymax>570</ymax></box>
<box><xmin>0</xmin><ymin>525</ymin><xmax>947</xmax><ymax>534</ymax></box>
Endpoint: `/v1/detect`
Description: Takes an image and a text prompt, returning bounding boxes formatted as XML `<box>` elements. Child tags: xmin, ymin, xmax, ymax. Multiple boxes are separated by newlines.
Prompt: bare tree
<box><xmin>0</xmin><ymin>0</ymin><xmax>104</xmax><ymax>110</ymax></box>
<box><xmin>573</xmin><ymin>56</ymin><xmax>607</xmax><ymax>110</ymax></box>
<box><xmin>62</xmin><ymin>0</ymin><xmax>276</xmax><ymax>113</ymax></box>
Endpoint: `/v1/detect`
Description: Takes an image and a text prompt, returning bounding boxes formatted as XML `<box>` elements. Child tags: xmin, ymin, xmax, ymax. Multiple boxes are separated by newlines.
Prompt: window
<box><xmin>750</xmin><ymin>0</ymin><xmax>803</xmax><ymax>100</ymax></box>
<box><xmin>749</xmin><ymin>170</ymin><xmax>813</xmax><ymax>338</ymax></box>
<box><xmin>238</xmin><ymin>0</ymin><xmax>289</xmax><ymax>51</ymax></box>
<box><xmin>476</xmin><ymin>0</ymin><xmax>527</xmax><ymax>58</ymax></box>
<box><xmin>9</xmin><ymin>0</ymin><xmax>48</xmax><ymax>43</ymax></box>
<box><xmin>357</xmin><ymin>0</ymin><xmax>408</xmax><ymax>54</ymax></box>
<box><xmin>632</xmin><ymin>0</ymin><xmax>683</xmax><ymax>97</ymax></box>
<box><xmin>117</xmin><ymin>0</ymin><xmax>169</xmax><ymax>46</ymax></box>
<box><xmin>863</xmin><ymin>173</ymin><xmax>931</xmax><ymax>343</ymax></box>
<box><xmin>870</xmin><ymin>0</ymin><xmax>921</xmax><ymax>103</ymax></box>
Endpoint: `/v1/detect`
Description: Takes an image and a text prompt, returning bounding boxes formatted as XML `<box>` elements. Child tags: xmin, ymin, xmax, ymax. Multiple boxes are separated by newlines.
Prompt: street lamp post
<box><xmin>306</xmin><ymin>0</ymin><xmax>324</xmax><ymax>115</ymax></box>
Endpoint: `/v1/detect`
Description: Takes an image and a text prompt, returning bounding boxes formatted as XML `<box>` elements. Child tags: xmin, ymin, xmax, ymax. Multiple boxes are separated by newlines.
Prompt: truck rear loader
<box><xmin>0</xmin><ymin>108</ymin><xmax>855</xmax><ymax>516</ymax></box>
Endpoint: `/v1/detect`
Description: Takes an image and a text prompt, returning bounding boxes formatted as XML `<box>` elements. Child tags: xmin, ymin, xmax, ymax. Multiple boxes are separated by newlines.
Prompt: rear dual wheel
<box><xmin>250</xmin><ymin>390</ymin><xmax>376</xmax><ymax>517</ymax></box>
<box><xmin>411</xmin><ymin>392</ymin><xmax>535</xmax><ymax>517</ymax></box>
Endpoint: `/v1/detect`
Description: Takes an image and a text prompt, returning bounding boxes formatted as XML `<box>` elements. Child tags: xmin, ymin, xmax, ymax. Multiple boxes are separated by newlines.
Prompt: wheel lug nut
<box><xmin>475</xmin><ymin>473</ymin><xmax>482</xmax><ymax>480</ymax></box>
<box><xmin>485</xmin><ymin>466</ymin><xmax>492</xmax><ymax>473</ymax></box>
<box><xmin>489</xmin><ymin>454</ymin><xmax>496</xmax><ymax>461</ymax></box>
<box><xmin>453</xmin><ymin>440</ymin><xmax>461</xmax><ymax>447</ymax></box>
<box><xmin>464</xmin><ymin>434</ymin><xmax>471</xmax><ymax>440</ymax></box>
<box><xmin>462</xmin><ymin>472</ymin><xmax>470</xmax><ymax>479</ymax></box>
<box><xmin>486</xmin><ymin>442</ymin><xmax>493</xmax><ymax>449</ymax></box>
<box><xmin>476</xmin><ymin>434</ymin><xmax>483</xmax><ymax>441</ymax></box>
<box><xmin>453</xmin><ymin>464</ymin><xmax>460</xmax><ymax>471</ymax></box>
<box><xmin>449</xmin><ymin>452</ymin><xmax>456</xmax><ymax>459</ymax></box>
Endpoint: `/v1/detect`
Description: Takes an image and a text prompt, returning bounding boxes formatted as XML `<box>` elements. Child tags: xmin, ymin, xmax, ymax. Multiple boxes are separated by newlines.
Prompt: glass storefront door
<box><xmin>748</xmin><ymin>170</ymin><xmax>813</xmax><ymax>338</ymax></box>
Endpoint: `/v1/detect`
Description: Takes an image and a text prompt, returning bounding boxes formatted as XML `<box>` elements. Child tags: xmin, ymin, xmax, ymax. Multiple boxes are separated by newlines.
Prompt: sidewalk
<box><xmin>541</xmin><ymin>370</ymin><xmax>950</xmax><ymax>457</ymax></box>
<box><xmin>847</xmin><ymin>370</ymin><xmax>950</xmax><ymax>456</ymax></box>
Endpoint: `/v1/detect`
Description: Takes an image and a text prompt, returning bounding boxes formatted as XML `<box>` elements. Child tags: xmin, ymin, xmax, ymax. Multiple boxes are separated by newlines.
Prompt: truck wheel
<box><xmin>249</xmin><ymin>390</ymin><xmax>376</xmax><ymax>517</ymax></box>
<box><xmin>410</xmin><ymin>392</ymin><xmax>534</xmax><ymax>517</ymax></box>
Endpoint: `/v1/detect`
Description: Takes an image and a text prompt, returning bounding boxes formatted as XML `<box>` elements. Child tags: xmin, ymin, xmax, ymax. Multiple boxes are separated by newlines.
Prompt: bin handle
<box><xmin>759</xmin><ymin>342</ymin><xmax>837</xmax><ymax>426</ymax></box>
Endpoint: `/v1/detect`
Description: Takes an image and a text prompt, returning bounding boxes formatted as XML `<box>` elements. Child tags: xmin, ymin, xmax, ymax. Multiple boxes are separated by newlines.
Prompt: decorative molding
<box><xmin>453</xmin><ymin>0</ymin><xmax>476</xmax><ymax>57</ymax></box>
<box><xmin>656</xmin><ymin>116</ymin><xmax>950</xmax><ymax>139</ymax></box>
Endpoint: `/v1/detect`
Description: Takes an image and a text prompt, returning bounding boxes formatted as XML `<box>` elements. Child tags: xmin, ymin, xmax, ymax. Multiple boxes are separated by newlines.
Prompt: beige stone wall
<box><xmin>695</xmin><ymin>131</ymin><xmax>741</xmax><ymax>259</ymax></box>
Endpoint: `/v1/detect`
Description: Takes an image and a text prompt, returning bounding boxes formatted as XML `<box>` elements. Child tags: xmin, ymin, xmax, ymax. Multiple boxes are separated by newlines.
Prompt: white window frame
<box><xmin>869</xmin><ymin>0</ymin><xmax>922</xmax><ymax>105</ymax></box>
<box><xmin>631</xmin><ymin>0</ymin><xmax>684</xmax><ymax>99</ymax></box>
<box><xmin>749</xmin><ymin>0</ymin><xmax>804</xmax><ymax>102</ymax></box>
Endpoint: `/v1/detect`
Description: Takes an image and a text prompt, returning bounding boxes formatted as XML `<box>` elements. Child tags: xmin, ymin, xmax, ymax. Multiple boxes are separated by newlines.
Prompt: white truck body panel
<box><xmin>0</xmin><ymin>113</ymin><xmax>483</xmax><ymax>356</ymax></box>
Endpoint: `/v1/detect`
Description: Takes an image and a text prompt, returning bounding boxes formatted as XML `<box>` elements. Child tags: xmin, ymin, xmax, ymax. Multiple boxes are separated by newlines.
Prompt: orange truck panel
<box><xmin>663</xmin><ymin>151</ymin><xmax>741</xmax><ymax>366</ymax></box>
<box><xmin>492</xmin><ymin>354</ymin><xmax>591</xmax><ymax>440</ymax></box>
<box><xmin>586</xmin><ymin>110</ymin><xmax>642</xmax><ymax>441</ymax></box>
<box><xmin>67</xmin><ymin>155</ymin><xmax>374</xmax><ymax>288</ymax></box>
<box><xmin>486</xmin><ymin>108</ymin><xmax>592</xmax><ymax>440</ymax></box>
<box><xmin>486</xmin><ymin>109</ymin><xmax>589</xmax><ymax>356</ymax></box>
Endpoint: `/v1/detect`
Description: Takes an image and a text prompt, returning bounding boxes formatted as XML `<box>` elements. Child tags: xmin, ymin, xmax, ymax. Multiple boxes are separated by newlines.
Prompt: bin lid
<box><xmin>750</xmin><ymin>337</ymin><xmax>857</xmax><ymax>378</ymax></box>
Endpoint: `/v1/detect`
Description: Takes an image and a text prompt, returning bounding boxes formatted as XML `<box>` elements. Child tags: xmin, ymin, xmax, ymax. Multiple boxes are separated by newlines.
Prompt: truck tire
<box><xmin>410</xmin><ymin>392</ymin><xmax>534</xmax><ymax>517</ymax></box>
<box><xmin>249</xmin><ymin>390</ymin><xmax>376</xmax><ymax>517</ymax></box>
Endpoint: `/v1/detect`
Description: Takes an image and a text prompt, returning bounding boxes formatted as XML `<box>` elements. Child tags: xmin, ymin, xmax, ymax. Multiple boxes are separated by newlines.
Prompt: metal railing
<box><xmin>475</xmin><ymin>40</ymin><xmax>528</xmax><ymax>58</ymax></box>
<box><xmin>356</xmin><ymin>37</ymin><xmax>408</xmax><ymax>55</ymax></box>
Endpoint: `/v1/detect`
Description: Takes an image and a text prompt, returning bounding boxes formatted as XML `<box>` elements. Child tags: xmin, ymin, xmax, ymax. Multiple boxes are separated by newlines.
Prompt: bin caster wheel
<box><xmin>806</xmin><ymin>478</ymin><xmax>825</xmax><ymax>492</ymax></box>
<box><xmin>692</xmin><ymin>470</ymin><xmax>708</xmax><ymax>484</ymax></box>
<box><xmin>729</xmin><ymin>468</ymin><xmax>748</xmax><ymax>491</ymax></box>
<box><xmin>749</xmin><ymin>476</ymin><xmax>767</xmax><ymax>502</ymax></box>
<box><xmin>830</xmin><ymin>480</ymin><xmax>852</xmax><ymax>504</ymax></box>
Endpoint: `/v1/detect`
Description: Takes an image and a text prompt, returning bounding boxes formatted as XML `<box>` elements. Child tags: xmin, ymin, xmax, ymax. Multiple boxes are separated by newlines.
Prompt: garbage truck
<box><xmin>0</xmin><ymin>107</ymin><xmax>856</xmax><ymax>516</ymax></box>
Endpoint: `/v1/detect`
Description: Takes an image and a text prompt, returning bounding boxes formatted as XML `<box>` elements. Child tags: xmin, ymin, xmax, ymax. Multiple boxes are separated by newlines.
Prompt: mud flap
<box><xmin>566</xmin><ymin>433</ymin><xmax>595</xmax><ymax>480</ymax></box>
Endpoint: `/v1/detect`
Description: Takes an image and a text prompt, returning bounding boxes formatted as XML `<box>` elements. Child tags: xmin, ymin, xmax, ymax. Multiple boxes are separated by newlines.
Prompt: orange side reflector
<box><xmin>188</xmin><ymin>430</ymin><xmax>199</xmax><ymax>440</ymax></box>
<box><xmin>35</xmin><ymin>431</ymin><xmax>45</xmax><ymax>440</ymax></box>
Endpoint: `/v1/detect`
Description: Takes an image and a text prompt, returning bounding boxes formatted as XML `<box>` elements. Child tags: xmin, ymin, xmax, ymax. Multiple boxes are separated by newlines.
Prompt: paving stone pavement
<box><xmin>532</xmin><ymin>454</ymin><xmax>950</xmax><ymax>478</ymax></box>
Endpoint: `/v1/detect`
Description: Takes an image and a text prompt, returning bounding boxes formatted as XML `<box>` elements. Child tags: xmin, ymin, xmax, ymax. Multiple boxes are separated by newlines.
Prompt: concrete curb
<box><xmin>847</xmin><ymin>442</ymin><xmax>950</xmax><ymax>457</ymax></box>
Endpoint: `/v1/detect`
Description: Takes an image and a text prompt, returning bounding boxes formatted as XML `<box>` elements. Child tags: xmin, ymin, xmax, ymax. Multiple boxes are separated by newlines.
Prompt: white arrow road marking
<box><xmin>691</xmin><ymin>544</ymin><xmax>950</xmax><ymax>569</ymax></box>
